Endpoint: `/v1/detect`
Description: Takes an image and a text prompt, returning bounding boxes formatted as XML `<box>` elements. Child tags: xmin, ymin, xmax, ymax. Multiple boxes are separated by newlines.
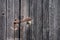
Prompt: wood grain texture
<box><xmin>29</xmin><ymin>0</ymin><xmax>43</xmax><ymax>40</ymax></box>
<box><xmin>0</xmin><ymin>0</ymin><xmax>60</xmax><ymax>40</ymax></box>
<box><xmin>6</xmin><ymin>0</ymin><xmax>14</xmax><ymax>40</ymax></box>
<box><xmin>21</xmin><ymin>0</ymin><xmax>29</xmax><ymax>40</ymax></box>
<box><xmin>14</xmin><ymin>0</ymin><xmax>19</xmax><ymax>40</ymax></box>
<box><xmin>6</xmin><ymin>0</ymin><xmax>19</xmax><ymax>40</ymax></box>
<box><xmin>0</xmin><ymin>0</ymin><xmax>7</xmax><ymax>40</ymax></box>
<box><xmin>49</xmin><ymin>0</ymin><xmax>58</xmax><ymax>40</ymax></box>
<box><xmin>56</xmin><ymin>0</ymin><xmax>60</xmax><ymax>40</ymax></box>
<box><xmin>43</xmin><ymin>0</ymin><xmax>49</xmax><ymax>40</ymax></box>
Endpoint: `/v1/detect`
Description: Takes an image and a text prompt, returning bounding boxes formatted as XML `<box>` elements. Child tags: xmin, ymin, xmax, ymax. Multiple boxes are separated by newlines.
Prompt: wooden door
<box><xmin>0</xmin><ymin>0</ymin><xmax>60</xmax><ymax>40</ymax></box>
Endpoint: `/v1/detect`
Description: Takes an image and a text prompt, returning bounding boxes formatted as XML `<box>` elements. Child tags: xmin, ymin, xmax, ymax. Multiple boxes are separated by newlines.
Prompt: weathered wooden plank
<box><xmin>36</xmin><ymin>0</ymin><xmax>43</xmax><ymax>40</ymax></box>
<box><xmin>7</xmin><ymin>0</ymin><xmax>15</xmax><ymax>40</ymax></box>
<box><xmin>21</xmin><ymin>0</ymin><xmax>29</xmax><ymax>40</ymax></box>
<box><xmin>2</xmin><ymin>0</ymin><xmax>7</xmax><ymax>40</ymax></box>
<box><xmin>21</xmin><ymin>0</ymin><xmax>25</xmax><ymax>40</ymax></box>
<box><xmin>29</xmin><ymin>0</ymin><xmax>37</xmax><ymax>40</ymax></box>
<box><xmin>56</xmin><ymin>0</ymin><xmax>60</xmax><ymax>40</ymax></box>
<box><xmin>0</xmin><ymin>0</ymin><xmax>7</xmax><ymax>40</ymax></box>
<box><xmin>43</xmin><ymin>0</ymin><xmax>49</xmax><ymax>40</ymax></box>
<box><xmin>14</xmin><ymin>0</ymin><xmax>19</xmax><ymax>40</ymax></box>
<box><xmin>49</xmin><ymin>0</ymin><xmax>58</xmax><ymax>40</ymax></box>
<box><xmin>29</xmin><ymin>0</ymin><xmax>43</xmax><ymax>40</ymax></box>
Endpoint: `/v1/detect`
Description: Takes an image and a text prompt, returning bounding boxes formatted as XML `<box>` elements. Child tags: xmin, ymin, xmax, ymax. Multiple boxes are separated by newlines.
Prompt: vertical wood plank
<box><xmin>7</xmin><ymin>0</ymin><xmax>14</xmax><ymax>40</ymax></box>
<box><xmin>2</xmin><ymin>0</ymin><xmax>7</xmax><ymax>40</ymax></box>
<box><xmin>43</xmin><ymin>0</ymin><xmax>49</xmax><ymax>40</ymax></box>
<box><xmin>56</xmin><ymin>0</ymin><xmax>60</xmax><ymax>40</ymax></box>
<box><xmin>29</xmin><ymin>0</ymin><xmax>37</xmax><ymax>40</ymax></box>
<box><xmin>14</xmin><ymin>0</ymin><xmax>19</xmax><ymax>40</ymax></box>
<box><xmin>21</xmin><ymin>0</ymin><xmax>29</xmax><ymax>40</ymax></box>
<box><xmin>29</xmin><ymin>0</ymin><xmax>43</xmax><ymax>40</ymax></box>
<box><xmin>36</xmin><ymin>0</ymin><xmax>43</xmax><ymax>40</ymax></box>
<box><xmin>0</xmin><ymin>0</ymin><xmax>7</xmax><ymax>40</ymax></box>
<box><xmin>49</xmin><ymin>0</ymin><xmax>58</xmax><ymax>40</ymax></box>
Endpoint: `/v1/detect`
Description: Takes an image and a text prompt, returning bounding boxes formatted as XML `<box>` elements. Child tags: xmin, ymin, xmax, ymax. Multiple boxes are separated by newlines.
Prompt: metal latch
<box><xmin>13</xmin><ymin>17</ymin><xmax>32</xmax><ymax>30</ymax></box>
<box><xmin>14</xmin><ymin>17</ymin><xmax>32</xmax><ymax>24</ymax></box>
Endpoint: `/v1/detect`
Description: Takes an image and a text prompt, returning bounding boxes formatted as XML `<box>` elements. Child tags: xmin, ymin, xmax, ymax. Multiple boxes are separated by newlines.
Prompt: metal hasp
<box><xmin>14</xmin><ymin>17</ymin><xmax>32</xmax><ymax>24</ymax></box>
<box><xmin>13</xmin><ymin>17</ymin><xmax>32</xmax><ymax>30</ymax></box>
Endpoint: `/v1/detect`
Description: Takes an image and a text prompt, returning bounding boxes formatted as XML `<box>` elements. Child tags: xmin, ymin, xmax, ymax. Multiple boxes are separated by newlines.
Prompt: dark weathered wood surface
<box><xmin>29</xmin><ymin>0</ymin><xmax>43</xmax><ymax>40</ymax></box>
<box><xmin>6</xmin><ymin>0</ymin><xmax>19</xmax><ymax>40</ymax></box>
<box><xmin>49</xmin><ymin>0</ymin><xmax>58</xmax><ymax>40</ymax></box>
<box><xmin>21</xmin><ymin>0</ymin><xmax>29</xmax><ymax>40</ymax></box>
<box><xmin>0</xmin><ymin>0</ymin><xmax>60</xmax><ymax>40</ymax></box>
<box><xmin>14</xmin><ymin>0</ymin><xmax>19</xmax><ymax>40</ymax></box>
<box><xmin>43</xmin><ymin>0</ymin><xmax>49</xmax><ymax>40</ymax></box>
<box><xmin>0</xmin><ymin>0</ymin><xmax>19</xmax><ymax>40</ymax></box>
<box><xmin>7</xmin><ymin>0</ymin><xmax>14</xmax><ymax>40</ymax></box>
<box><xmin>0</xmin><ymin>0</ymin><xmax>7</xmax><ymax>40</ymax></box>
<box><xmin>29</xmin><ymin>0</ymin><xmax>60</xmax><ymax>40</ymax></box>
